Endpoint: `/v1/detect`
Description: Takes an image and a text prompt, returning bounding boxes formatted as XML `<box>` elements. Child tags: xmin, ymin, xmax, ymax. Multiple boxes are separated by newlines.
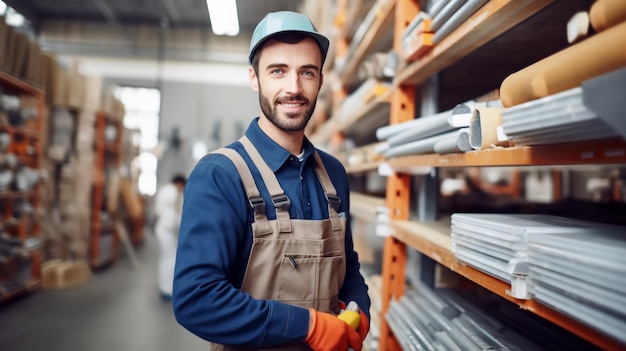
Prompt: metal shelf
<box><xmin>390</xmin><ymin>219</ymin><xmax>625</xmax><ymax>351</ymax></box>
<box><xmin>0</xmin><ymin>70</ymin><xmax>44</xmax><ymax>304</ymax></box>
<box><xmin>338</xmin><ymin>0</ymin><xmax>396</xmax><ymax>85</ymax></box>
<box><xmin>396</xmin><ymin>0</ymin><xmax>555</xmax><ymax>86</ymax></box>
<box><xmin>0</xmin><ymin>71</ymin><xmax>44</xmax><ymax>97</ymax></box>
<box><xmin>386</xmin><ymin>137</ymin><xmax>626</xmax><ymax>172</ymax></box>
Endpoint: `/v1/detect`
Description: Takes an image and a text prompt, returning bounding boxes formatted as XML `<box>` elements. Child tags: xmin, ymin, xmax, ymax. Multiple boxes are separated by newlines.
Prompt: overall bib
<box><xmin>210</xmin><ymin>136</ymin><xmax>347</xmax><ymax>351</ymax></box>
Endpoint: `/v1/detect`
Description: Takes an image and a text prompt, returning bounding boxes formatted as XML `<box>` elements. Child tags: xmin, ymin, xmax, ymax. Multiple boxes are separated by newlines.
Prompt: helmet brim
<box><xmin>248</xmin><ymin>30</ymin><xmax>330</xmax><ymax>65</ymax></box>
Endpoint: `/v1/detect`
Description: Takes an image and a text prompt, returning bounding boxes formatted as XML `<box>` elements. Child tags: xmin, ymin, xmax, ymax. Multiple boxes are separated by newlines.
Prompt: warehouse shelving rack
<box><xmin>0</xmin><ymin>71</ymin><xmax>44</xmax><ymax>302</ymax></box>
<box><xmin>310</xmin><ymin>0</ymin><xmax>626</xmax><ymax>350</ymax></box>
<box><xmin>89</xmin><ymin>111</ymin><xmax>122</xmax><ymax>269</ymax></box>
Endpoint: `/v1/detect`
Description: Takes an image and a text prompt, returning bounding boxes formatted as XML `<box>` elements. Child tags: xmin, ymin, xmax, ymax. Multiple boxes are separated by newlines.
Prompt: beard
<box><xmin>258</xmin><ymin>85</ymin><xmax>318</xmax><ymax>132</ymax></box>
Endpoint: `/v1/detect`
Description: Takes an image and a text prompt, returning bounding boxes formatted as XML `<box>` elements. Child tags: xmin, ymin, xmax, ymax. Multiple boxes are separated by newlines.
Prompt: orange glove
<box><xmin>305</xmin><ymin>308</ymin><xmax>363</xmax><ymax>351</ymax></box>
<box><xmin>356</xmin><ymin>309</ymin><xmax>369</xmax><ymax>342</ymax></box>
<box><xmin>338</xmin><ymin>300</ymin><xmax>370</xmax><ymax>342</ymax></box>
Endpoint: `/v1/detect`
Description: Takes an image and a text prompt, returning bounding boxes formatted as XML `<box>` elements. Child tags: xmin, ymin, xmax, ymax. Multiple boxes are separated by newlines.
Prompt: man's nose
<box><xmin>285</xmin><ymin>72</ymin><xmax>302</xmax><ymax>94</ymax></box>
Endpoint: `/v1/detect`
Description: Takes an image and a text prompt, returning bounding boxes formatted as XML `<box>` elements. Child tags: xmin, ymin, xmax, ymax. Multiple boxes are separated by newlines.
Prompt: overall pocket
<box><xmin>276</xmin><ymin>252</ymin><xmax>343</xmax><ymax>306</ymax></box>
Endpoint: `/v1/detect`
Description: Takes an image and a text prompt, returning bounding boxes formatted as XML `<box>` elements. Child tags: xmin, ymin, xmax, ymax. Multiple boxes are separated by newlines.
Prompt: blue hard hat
<box><xmin>249</xmin><ymin>11</ymin><xmax>329</xmax><ymax>65</ymax></box>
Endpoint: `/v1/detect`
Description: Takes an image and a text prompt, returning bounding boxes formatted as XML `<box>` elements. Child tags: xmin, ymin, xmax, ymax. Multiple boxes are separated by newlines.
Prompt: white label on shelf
<box><xmin>378</xmin><ymin>162</ymin><xmax>394</xmax><ymax>176</ymax></box>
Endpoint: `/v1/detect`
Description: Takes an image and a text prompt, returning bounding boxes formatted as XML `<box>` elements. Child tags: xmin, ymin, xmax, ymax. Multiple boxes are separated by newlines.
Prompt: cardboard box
<box><xmin>66</xmin><ymin>61</ymin><xmax>85</xmax><ymax>109</ymax></box>
<box><xmin>41</xmin><ymin>53</ymin><xmax>61</xmax><ymax>105</ymax></box>
<box><xmin>82</xmin><ymin>75</ymin><xmax>103</xmax><ymax>110</ymax></box>
<box><xmin>0</xmin><ymin>16</ymin><xmax>7</xmax><ymax>70</ymax></box>
<box><xmin>25</xmin><ymin>40</ymin><xmax>41</xmax><ymax>86</ymax></box>
<box><xmin>41</xmin><ymin>260</ymin><xmax>91</xmax><ymax>289</ymax></box>
<box><xmin>52</xmin><ymin>67</ymin><xmax>68</xmax><ymax>107</ymax></box>
<box><xmin>10</xmin><ymin>31</ymin><xmax>29</xmax><ymax>78</ymax></box>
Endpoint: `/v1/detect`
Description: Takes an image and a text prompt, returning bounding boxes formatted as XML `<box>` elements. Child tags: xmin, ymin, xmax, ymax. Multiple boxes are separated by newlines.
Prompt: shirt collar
<box><xmin>244</xmin><ymin>118</ymin><xmax>316</xmax><ymax>172</ymax></box>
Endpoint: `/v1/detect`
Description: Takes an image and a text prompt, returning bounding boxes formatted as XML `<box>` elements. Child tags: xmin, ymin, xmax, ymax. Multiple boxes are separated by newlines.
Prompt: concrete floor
<box><xmin>0</xmin><ymin>233</ymin><xmax>207</xmax><ymax>351</ymax></box>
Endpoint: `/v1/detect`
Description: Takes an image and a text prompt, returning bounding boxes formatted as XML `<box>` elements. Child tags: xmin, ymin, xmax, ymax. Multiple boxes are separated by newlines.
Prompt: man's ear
<box><xmin>319</xmin><ymin>72</ymin><xmax>324</xmax><ymax>90</ymax></box>
<box><xmin>249</xmin><ymin>67</ymin><xmax>259</xmax><ymax>92</ymax></box>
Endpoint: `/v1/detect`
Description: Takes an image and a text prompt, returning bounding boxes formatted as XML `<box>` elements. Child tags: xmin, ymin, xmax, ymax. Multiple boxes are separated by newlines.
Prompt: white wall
<box><xmin>94</xmin><ymin>61</ymin><xmax>259</xmax><ymax>188</ymax></box>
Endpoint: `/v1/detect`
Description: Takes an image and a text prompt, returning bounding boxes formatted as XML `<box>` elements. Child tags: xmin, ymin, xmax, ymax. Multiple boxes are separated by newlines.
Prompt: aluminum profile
<box><xmin>501</xmin><ymin>87</ymin><xmax>620</xmax><ymax>145</ymax></box>
<box><xmin>385</xmin><ymin>285</ymin><xmax>540</xmax><ymax>350</ymax></box>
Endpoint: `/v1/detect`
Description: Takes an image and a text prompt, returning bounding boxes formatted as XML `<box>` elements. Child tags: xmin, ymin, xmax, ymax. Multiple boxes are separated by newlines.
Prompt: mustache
<box><xmin>276</xmin><ymin>95</ymin><xmax>309</xmax><ymax>104</ymax></box>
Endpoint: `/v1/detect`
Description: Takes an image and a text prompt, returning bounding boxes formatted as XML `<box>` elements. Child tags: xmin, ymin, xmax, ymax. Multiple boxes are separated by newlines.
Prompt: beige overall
<box><xmin>210</xmin><ymin>136</ymin><xmax>347</xmax><ymax>351</ymax></box>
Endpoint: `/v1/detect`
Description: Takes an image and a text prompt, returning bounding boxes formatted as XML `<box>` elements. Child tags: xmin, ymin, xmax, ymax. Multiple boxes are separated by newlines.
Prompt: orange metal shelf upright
<box><xmin>379</xmin><ymin>1</ymin><xmax>417</xmax><ymax>350</ymax></box>
<box><xmin>89</xmin><ymin>111</ymin><xmax>122</xmax><ymax>269</ymax></box>
<box><xmin>0</xmin><ymin>71</ymin><xmax>45</xmax><ymax>302</ymax></box>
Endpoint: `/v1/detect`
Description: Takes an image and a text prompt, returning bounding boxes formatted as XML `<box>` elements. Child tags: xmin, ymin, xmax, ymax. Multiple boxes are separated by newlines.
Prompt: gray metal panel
<box><xmin>582</xmin><ymin>67</ymin><xmax>626</xmax><ymax>139</ymax></box>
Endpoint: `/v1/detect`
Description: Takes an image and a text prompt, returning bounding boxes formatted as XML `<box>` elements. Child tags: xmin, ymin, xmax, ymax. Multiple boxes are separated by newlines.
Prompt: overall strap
<box><xmin>239</xmin><ymin>136</ymin><xmax>292</xmax><ymax>233</ymax></box>
<box><xmin>211</xmin><ymin>148</ymin><xmax>272</xmax><ymax>235</ymax></box>
<box><xmin>313</xmin><ymin>151</ymin><xmax>343</xmax><ymax>231</ymax></box>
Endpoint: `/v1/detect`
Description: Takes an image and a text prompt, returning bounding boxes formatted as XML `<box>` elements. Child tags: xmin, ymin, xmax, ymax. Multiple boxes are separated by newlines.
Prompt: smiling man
<box><xmin>173</xmin><ymin>11</ymin><xmax>370</xmax><ymax>351</ymax></box>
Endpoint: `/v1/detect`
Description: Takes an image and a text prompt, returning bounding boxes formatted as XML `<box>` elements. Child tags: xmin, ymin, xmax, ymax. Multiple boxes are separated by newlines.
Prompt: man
<box><xmin>173</xmin><ymin>11</ymin><xmax>370</xmax><ymax>351</ymax></box>
<box><xmin>154</xmin><ymin>174</ymin><xmax>186</xmax><ymax>299</ymax></box>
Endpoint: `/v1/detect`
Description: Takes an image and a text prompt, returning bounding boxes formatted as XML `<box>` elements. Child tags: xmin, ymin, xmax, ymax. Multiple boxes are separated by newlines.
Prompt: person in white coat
<box><xmin>154</xmin><ymin>174</ymin><xmax>186</xmax><ymax>299</ymax></box>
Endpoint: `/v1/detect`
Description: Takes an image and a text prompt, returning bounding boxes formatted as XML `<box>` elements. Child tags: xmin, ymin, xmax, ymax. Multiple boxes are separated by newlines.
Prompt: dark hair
<box><xmin>251</xmin><ymin>32</ymin><xmax>325</xmax><ymax>74</ymax></box>
<box><xmin>171</xmin><ymin>174</ymin><xmax>187</xmax><ymax>185</ymax></box>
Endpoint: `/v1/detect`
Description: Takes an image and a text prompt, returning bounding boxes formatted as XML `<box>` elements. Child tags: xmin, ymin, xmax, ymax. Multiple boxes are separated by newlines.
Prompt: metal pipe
<box><xmin>431</xmin><ymin>0</ymin><xmax>466</xmax><ymax>31</ymax></box>
<box><xmin>433</xmin><ymin>0</ymin><xmax>489</xmax><ymax>43</ymax></box>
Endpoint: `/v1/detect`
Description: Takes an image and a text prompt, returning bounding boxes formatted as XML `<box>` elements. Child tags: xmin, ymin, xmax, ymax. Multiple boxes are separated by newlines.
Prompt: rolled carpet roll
<box><xmin>500</xmin><ymin>21</ymin><xmax>626</xmax><ymax>107</ymax></box>
<box><xmin>589</xmin><ymin>0</ymin><xmax>626</xmax><ymax>32</ymax></box>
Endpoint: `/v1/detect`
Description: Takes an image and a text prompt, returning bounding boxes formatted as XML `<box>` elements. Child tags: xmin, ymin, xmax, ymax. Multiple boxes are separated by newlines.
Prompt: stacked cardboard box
<box><xmin>0</xmin><ymin>17</ymin><xmax>45</xmax><ymax>89</ymax></box>
<box><xmin>41</xmin><ymin>58</ymin><xmax>107</xmax><ymax>262</ymax></box>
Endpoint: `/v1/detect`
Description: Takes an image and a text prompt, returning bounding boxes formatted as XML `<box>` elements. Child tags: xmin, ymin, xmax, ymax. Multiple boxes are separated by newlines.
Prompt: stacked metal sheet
<box><xmin>385</xmin><ymin>283</ymin><xmax>542</xmax><ymax>350</ymax></box>
<box><xmin>450</xmin><ymin>213</ymin><xmax>620</xmax><ymax>299</ymax></box>
<box><xmin>501</xmin><ymin>87</ymin><xmax>620</xmax><ymax>145</ymax></box>
<box><xmin>528</xmin><ymin>229</ymin><xmax>626</xmax><ymax>345</ymax></box>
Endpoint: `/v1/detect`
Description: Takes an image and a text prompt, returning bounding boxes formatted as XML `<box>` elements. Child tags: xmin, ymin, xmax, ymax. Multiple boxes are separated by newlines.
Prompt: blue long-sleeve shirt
<box><xmin>173</xmin><ymin>118</ymin><xmax>370</xmax><ymax>347</ymax></box>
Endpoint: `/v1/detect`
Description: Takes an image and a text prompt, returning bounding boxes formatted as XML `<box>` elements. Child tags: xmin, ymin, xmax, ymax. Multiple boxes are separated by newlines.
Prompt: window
<box><xmin>115</xmin><ymin>86</ymin><xmax>161</xmax><ymax>196</ymax></box>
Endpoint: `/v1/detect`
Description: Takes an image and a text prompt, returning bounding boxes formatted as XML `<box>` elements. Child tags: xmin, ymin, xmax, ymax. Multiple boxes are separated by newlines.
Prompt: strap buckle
<box><xmin>272</xmin><ymin>194</ymin><xmax>291</xmax><ymax>211</ymax></box>
<box><xmin>249</xmin><ymin>197</ymin><xmax>266</xmax><ymax>216</ymax></box>
<box><xmin>327</xmin><ymin>194</ymin><xmax>341</xmax><ymax>211</ymax></box>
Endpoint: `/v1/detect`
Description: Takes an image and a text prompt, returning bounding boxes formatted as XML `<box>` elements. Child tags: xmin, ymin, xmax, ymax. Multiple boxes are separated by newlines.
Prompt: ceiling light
<box><xmin>206</xmin><ymin>0</ymin><xmax>239</xmax><ymax>36</ymax></box>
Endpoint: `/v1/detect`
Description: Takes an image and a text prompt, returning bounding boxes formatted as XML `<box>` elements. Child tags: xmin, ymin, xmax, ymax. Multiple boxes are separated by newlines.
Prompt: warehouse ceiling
<box><xmin>2</xmin><ymin>0</ymin><xmax>307</xmax><ymax>67</ymax></box>
<box><xmin>3</xmin><ymin>0</ymin><xmax>304</xmax><ymax>32</ymax></box>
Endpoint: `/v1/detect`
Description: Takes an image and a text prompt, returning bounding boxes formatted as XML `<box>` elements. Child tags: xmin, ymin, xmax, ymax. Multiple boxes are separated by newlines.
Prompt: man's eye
<box><xmin>302</xmin><ymin>71</ymin><xmax>314</xmax><ymax>77</ymax></box>
<box><xmin>271</xmin><ymin>69</ymin><xmax>284</xmax><ymax>74</ymax></box>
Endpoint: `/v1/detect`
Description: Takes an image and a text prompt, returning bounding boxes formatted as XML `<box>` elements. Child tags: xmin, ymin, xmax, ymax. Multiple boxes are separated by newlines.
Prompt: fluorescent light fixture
<box><xmin>1</xmin><ymin>2</ymin><xmax>26</xmax><ymax>27</ymax></box>
<box><xmin>206</xmin><ymin>0</ymin><xmax>239</xmax><ymax>36</ymax></box>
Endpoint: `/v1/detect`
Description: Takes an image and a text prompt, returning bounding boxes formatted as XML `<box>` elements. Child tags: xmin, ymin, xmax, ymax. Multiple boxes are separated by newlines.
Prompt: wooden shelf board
<box><xmin>390</xmin><ymin>219</ymin><xmax>625</xmax><ymax>350</ymax></box>
<box><xmin>308</xmin><ymin>118</ymin><xmax>338</xmax><ymax>145</ymax></box>
<box><xmin>346</xmin><ymin>161</ymin><xmax>382</xmax><ymax>174</ymax></box>
<box><xmin>350</xmin><ymin>192</ymin><xmax>386</xmax><ymax>219</ymax></box>
<box><xmin>338</xmin><ymin>0</ymin><xmax>396</xmax><ymax>84</ymax></box>
<box><xmin>336</xmin><ymin>142</ymin><xmax>385</xmax><ymax>173</ymax></box>
<box><xmin>396</xmin><ymin>0</ymin><xmax>555</xmax><ymax>86</ymax></box>
<box><xmin>311</xmin><ymin>88</ymin><xmax>392</xmax><ymax>146</ymax></box>
<box><xmin>335</xmin><ymin>0</ymin><xmax>377</xmax><ymax>41</ymax></box>
<box><xmin>339</xmin><ymin>89</ymin><xmax>392</xmax><ymax>136</ymax></box>
<box><xmin>388</xmin><ymin>138</ymin><xmax>626</xmax><ymax>171</ymax></box>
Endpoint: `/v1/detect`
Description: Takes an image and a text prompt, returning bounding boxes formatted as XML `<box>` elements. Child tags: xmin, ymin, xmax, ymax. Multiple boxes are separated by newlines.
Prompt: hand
<box><xmin>356</xmin><ymin>309</ymin><xmax>369</xmax><ymax>342</ymax></box>
<box><xmin>305</xmin><ymin>308</ymin><xmax>363</xmax><ymax>351</ymax></box>
<box><xmin>338</xmin><ymin>300</ymin><xmax>369</xmax><ymax>342</ymax></box>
